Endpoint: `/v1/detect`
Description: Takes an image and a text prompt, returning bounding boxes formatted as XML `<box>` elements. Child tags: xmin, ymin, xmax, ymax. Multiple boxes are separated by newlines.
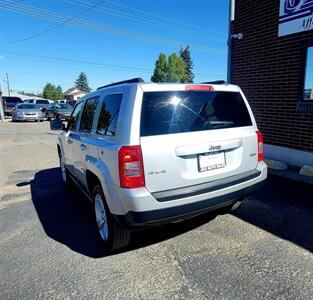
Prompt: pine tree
<box><xmin>151</xmin><ymin>53</ymin><xmax>168</xmax><ymax>82</ymax></box>
<box><xmin>74</xmin><ymin>72</ymin><xmax>91</xmax><ymax>93</ymax></box>
<box><xmin>179</xmin><ymin>46</ymin><xmax>194</xmax><ymax>83</ymax></box>
<box><xmin>166</xmin><ymin>53</ymin><xmax>187</xmax><ymax>83</ymax></box>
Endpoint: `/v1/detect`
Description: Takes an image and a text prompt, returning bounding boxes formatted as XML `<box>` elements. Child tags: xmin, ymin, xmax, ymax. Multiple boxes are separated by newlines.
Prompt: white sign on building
<box><xmin>279</xmin><ymin>0</ymin><xmax>313</xmax><ymax>36</ymax></box>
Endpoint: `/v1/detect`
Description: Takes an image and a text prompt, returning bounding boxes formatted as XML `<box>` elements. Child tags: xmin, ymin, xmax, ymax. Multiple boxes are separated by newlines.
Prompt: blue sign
<box><xmin>279</xmin><ymin>0</ymin><xmax>313</xmax><ymax>36</ymax></box>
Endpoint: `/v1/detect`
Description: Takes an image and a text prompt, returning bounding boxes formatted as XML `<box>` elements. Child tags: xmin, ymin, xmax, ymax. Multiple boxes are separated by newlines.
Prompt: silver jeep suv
<box><xmin>54</xmin><ymin>78</ymin><xmax>267</xmax><ymax>250</ymax></box>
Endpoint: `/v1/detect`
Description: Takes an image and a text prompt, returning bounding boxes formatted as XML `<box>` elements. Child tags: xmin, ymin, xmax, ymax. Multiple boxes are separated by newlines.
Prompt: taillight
<box><xmin>118</xmin><ymin>145</ymin><xmax>145</xmax><ymax>188</ymax></box>
<box><xmin>185</xmin><ymin>84</ymin><xmax>214</xmax><ymax>91</ymax></box>
<box><xmin>256</xmin><ymin>130</ymin><xmax>263</xmax><ymax>161</ymax></box>
<box><xmin>3</xmin><ymin>101</ymin><xmax>7</xmax><ymax>109</ymax></box>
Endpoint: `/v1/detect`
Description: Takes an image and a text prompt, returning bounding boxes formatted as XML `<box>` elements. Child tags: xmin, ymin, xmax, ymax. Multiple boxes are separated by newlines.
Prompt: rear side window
<box><xmin>140</xmin><ymin>91</ymin><xmax>252</xmax><ymax>137</ymax></box>
<box><xmin>3</xmin><ymin>97</ymin><xmax>23</xmax><ymax>103</ymax></box>
<box><xmin>68</xmin><ymin>101</ymin><xmax>84</xmax><ymax>131</ymax></box>
<box><xmin>96</xmin><ymin>94</ymin><xmax>122</xmax><ymax>136</ymax></box>
<box><xmin>36</xmin><ymin>100</ymin><xmax>49</xmax><ymax>104</ymax></box>
<box><xmin>79</xmin><ymin>97</ymin><xmax>99</xmax><ymax>132</ymax></box>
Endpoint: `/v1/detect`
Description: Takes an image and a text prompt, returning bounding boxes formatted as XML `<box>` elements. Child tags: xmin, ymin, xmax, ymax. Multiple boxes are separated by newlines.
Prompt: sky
<box><xmin>0</xmin><ymin>0</ymin><xmax>229</xmax><ymax>94</ymax></box>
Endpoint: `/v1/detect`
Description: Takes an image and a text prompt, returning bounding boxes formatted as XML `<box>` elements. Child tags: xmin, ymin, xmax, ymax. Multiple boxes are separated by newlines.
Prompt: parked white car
<box><xmin>55</xmin><ymin>99</ymin><xmax>67</xmax><ymax>104</ymax></box>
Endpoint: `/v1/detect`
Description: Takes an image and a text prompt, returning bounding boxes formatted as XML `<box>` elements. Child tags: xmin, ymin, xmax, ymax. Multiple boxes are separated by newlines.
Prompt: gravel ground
<box><xmin>1</xmin><ymin>121</ymin><xmax>313</xmax><ymax>300</ymax></box>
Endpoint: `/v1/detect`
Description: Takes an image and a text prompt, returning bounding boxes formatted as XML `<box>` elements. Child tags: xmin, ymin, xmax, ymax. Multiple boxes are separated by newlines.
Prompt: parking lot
<box><xmin>1</xmin><ymin>120</ymin><xmax>313</xmax><ymax>299</ymax></box>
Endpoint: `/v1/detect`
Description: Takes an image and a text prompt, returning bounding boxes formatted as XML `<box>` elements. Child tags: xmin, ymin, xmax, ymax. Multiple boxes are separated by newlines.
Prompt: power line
<box><xmin>0</xmin><ymin>50</ymin><xmax>224</xmax><ymax>77</ymax></box>
<box><xmin>105</xmin><ymin>0</ymin><xmax>226</xmax><ymax>37</ymax></box>
<box><xmin>61</xmin><ymin>0</ymin><xmax>226</xmax><ymax>42</ymax></box>
<box><xmin>0</xmin><ymin>1</ymin><xmax>226</xmax><ymax>54</ymax></box>
<box><xmin>0</xmin><ymin>1</ymin><xmax>223</xmax><ymax>52</ymax></box>
<box><xmin>0</xmin><ymin>0</ymin><xmax>105</xmax><ymax>44</ymax></box>
<box><xmin>0</xmin><ymin>50</ymin><xmax>153</xmax><ymax>72</ymax></box>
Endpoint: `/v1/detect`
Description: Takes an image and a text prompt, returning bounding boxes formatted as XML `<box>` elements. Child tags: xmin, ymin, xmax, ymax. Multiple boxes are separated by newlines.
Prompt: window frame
<box><xmin>302</xmin><ymin>45</ymin><xmax>313</xmax><ymax>101</ymax></box>
<box><xmin>92</xmin><ymin>93</ymin><xmax>123</xmax><ymax>139</ymax></box>
<box><xmin>78</xmin><ymin>96</ymin><xmax>99</xmax><ymax>133</ymax></box>
<box><xmin>297</xmin><ymin>44</ymin><xmax>313</xmax><ymax>112</ymax></box>
<box><xmin>66</xmin><ymin>100</ymin><xmax>84</xmax><ymax>132</ymax></box>
<box><xmin>95</xmin><ymin>93</ymin><xmax>123</xmax><ymax>137</ymax></box>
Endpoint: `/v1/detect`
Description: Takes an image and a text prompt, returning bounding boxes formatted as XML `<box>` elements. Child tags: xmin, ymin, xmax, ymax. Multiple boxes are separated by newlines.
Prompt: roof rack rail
<box><xmin>201</xmin><ymin>80</ymin><xmax>227</xmax><ymax>84</ymax></box>
<box><xmin>97</xmin><ymin>77</ymin><xmax>144</xmax><ymax>90</ymax></box>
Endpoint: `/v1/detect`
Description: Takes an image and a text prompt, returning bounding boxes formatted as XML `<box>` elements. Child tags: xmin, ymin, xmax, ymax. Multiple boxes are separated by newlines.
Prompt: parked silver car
<box><xmin>51</xmin><ymin>78</ymin><xmax>267</xmax><ymax>251</ymax></box>
<box><xmin>46</xmin><ymin>103</ymin><xmax>73</xmax><ymax>120</ymax></box>
<box><xmin>24</xmin><ymin>99</ymin><xmax>50</xmax><ymax>117</ymax></box>
<box><xmin>12</xmin><ymin>103</ymin><xmax>44</xmax><ymax>122</ymax></box>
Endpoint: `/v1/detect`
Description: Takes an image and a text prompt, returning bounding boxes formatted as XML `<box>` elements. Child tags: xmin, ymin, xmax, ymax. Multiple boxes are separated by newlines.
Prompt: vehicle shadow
<box><xmin>232</xmin><ymin>174</ymin><xmax>313</xmax><ymax>253</ymax></box>
<box><xmin>30</xmin><ymin>168</ymin><xmax>218</xmax><ymax>258</ymax></box>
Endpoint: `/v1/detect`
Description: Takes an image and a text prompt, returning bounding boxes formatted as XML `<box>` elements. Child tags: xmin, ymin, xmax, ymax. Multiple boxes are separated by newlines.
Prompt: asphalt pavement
<box><xmin>1</xmin><ymin>121</ymin><xmax>313</xmax><ymax>299</ymax></box>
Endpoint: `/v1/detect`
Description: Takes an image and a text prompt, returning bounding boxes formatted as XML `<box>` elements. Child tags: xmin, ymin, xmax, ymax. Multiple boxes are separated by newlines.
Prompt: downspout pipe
<box><xmin>227</xmin><ymin>0</ymin><xmax>235</xmax><ymax>83</ymax></box>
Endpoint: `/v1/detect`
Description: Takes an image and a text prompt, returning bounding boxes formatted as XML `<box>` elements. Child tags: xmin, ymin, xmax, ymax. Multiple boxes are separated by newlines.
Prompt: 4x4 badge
<box><xmin>148</xmin><ymin>170</ymin><xmax>167</xmax><ymax>175</ymax></box>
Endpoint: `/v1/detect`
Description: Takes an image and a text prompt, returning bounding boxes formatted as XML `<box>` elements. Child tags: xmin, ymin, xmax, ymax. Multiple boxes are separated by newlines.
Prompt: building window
<box><xmin>303</xmin><ymin>46</ymin><xmax>313</xmax><ymax>101</ymax></box>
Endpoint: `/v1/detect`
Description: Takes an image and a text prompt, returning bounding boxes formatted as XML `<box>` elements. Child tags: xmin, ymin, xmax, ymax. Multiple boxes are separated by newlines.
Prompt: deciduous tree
<box><xmin>166</xmin><ymin>53</ymin><xmax>187</xmax><ymax>83</ymax></box>
<box><xmin>42</xmin><ymin>83</ymin><xmax>63</xmax><ymax>100</ymax></box>
<box><xmin>151</xmin><ymin>53</ymin><xmax>168</xmax><ymax>82</ymax></box>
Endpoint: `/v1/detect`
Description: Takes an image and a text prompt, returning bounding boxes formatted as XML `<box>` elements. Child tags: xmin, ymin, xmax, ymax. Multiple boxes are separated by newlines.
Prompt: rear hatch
<box><xmin>3</xmin><ymin>97</ymin><xmax>23</xmax><ymax>109</ymax></box>
<box><xmin>139</xmin><ymin>85</ymin><xmax>258</xmax><ymax>193</ymax></box>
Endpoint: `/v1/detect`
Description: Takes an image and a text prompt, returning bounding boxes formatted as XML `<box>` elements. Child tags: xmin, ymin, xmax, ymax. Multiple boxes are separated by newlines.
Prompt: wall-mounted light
<box><xmin>231</xmin><ymin>33</ymin><xmax>244</xmax><ymax>40</ymax></box>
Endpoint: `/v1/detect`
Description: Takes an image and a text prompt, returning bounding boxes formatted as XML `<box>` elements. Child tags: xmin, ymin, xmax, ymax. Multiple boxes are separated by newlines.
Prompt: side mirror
<box><xmin>50</xmin><ymin>119</ymin><xmax>65</xmax><ymax>131</ymax></box>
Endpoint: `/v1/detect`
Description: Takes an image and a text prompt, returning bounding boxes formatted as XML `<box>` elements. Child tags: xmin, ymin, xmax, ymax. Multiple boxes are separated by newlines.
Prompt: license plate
<box><xmin>198</xmin><ymin>151</ymin><xmax>226</xmax><ymax>172</ymax></box>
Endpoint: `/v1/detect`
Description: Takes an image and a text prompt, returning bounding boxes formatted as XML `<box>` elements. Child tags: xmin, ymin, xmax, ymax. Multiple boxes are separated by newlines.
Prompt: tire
<box><xmin>59</xmin><ymin>152</ymin><xmax>73</xmax><ymax>188</ymax></box>
<box><xmin>47</xmin><ymin>115</ymin><xmax>51</xmax><ymax>121</ymax></box>
<box><xmin>93</xmin><ymin>184</ymin><xmax>130</xmax><ymax>251</ymax></box>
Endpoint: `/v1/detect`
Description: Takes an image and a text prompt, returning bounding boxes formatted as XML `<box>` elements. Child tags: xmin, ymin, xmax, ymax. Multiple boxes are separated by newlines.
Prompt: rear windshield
<box><xmin>17</xmin><ymin>104</ymin><xmax>37</xmax><ymax>109</ymax></box>
<box><xmin>3</xmin><ymin>97</ymin><xmax>23</xmax><ymax>103</ymax></box>
<box><xmin>54</xmin><ymin>104</ymin><xmax>71</xmax><ymax>109</ymax></box>
<box><xmin>140</xmin><ymin>91</ymin><xmax>252</xmax><ymax>137</ymax></box>
<box><xmin>36</xmin><ymin>100</ymin><xmax>49</xmax><ymax>104</ymax></box>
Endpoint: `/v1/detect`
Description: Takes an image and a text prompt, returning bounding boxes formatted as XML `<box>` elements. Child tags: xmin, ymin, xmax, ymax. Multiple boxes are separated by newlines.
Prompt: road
<box><xmin>1</xmin><ymin>121</ymin><xmax>313</xmax><ymax>299</ymax></box>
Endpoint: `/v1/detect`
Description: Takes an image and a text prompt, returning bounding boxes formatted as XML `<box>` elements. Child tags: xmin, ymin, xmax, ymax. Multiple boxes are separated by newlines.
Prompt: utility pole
<box><xmin>6</xmin><ymin>73</ymin><xmax>10</xmax><ymax>96</ymax></box>
<box><xmin>0</xmin><ymin>89</ymin><xmax>4</xmax><ymax>122</ymax></box>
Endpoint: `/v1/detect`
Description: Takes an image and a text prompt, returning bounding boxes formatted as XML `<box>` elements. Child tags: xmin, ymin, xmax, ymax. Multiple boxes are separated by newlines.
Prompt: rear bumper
<box><xmin>14</xmin><ymin>116</ymin><xmax>43</xmax><ymax>121</ymax></box>
<box><xmin>57</xmin><ymin>113</ymin><xmax>71</xmax><ymax>120</ymax></box>
<box><xmin>4</xmin><ymin>109</ymin><xmax>13</xmax><ymax>116</ymax></box>
<box><xmin>112</xmin><ymin>162</ymin><xmax>267</xmax><ymax>229</ymax></box>
<box><xmin>114</xmin><ymin>180</ymin><xmax>264</xmax><ymax>229</ymax></box>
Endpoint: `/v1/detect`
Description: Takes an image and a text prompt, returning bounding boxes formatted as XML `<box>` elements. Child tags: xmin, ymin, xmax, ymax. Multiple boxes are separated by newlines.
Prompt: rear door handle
<box><xmin>80</xmin><ymin>144</ymin><xmax>87</xmax><ymax>151</ymax></box>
